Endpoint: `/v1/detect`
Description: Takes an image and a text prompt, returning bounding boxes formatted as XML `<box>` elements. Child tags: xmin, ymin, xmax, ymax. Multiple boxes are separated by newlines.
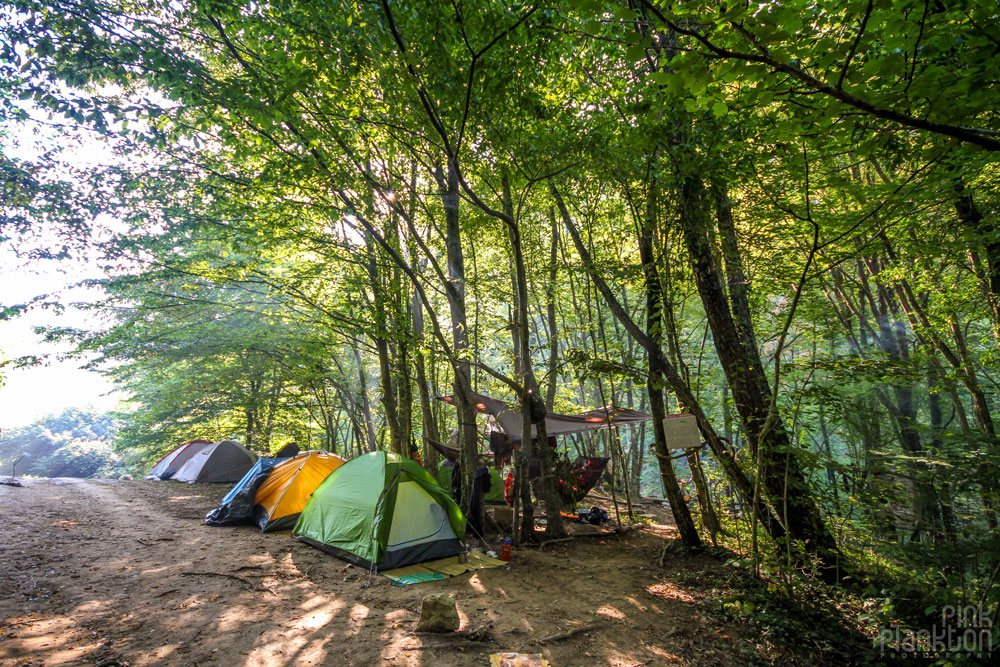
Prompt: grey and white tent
<box><xmin>172</xmin><ymin>440</ymin><xmax>258</xmax><ymax>483</ymax></box>
<box><xmin>144</xmin><ymin>440</ymin><xmax>214</xmax><ymax>480</ymax></box>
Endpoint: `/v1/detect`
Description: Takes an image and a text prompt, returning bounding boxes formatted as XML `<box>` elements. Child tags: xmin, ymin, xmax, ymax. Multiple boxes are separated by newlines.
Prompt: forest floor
<box><xmin>1</xmin><ymin>479</ymin><xmax>883</xmax><ymax>666</ymax></box>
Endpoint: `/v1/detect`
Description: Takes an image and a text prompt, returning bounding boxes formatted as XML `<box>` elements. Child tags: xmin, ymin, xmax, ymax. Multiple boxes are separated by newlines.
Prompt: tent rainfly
<box><xmin>253</xmin><ymin>451</ymin><xmax>346</xmax><ymax>531</ymax></box>
<box><xmin>144</xmin><ymin>440</ymin><xmax>214</xmax><ymax>480</ymax></box>
<box><xmin>172</xmin><ymin>440</ymin><xmax>257</xmax><ymax>483</ymax></box>
<box><xmin>438</xmin><ymin>392</ymin><xmax>653</xmax><ymax>442</ymax></box>
<box><xmin>293</xmin><ymin>451</ymin><xmax>466</xmax><ymax>570</ymax></box>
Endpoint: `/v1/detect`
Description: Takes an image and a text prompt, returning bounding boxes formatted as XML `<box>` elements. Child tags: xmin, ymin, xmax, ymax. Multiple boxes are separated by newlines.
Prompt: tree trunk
<box><xmin>676</xmin><ymin>174</ymin><xmax>840</xmax><ymax>573</ymax></box>
<box><xmin>353</xmin><ymin>346</ymin><xmax>378</xmax><ymax>452</ymax></box>
<box><xmin>365</xmin><ymin>228</ymin><xmax>403</xmax><ymax>455</ymax></box>
<box><xmin>412</xmin><ymin>284</ymin><xmax>440</xmax><ymax>469</ymax></box>
<box><xmin>504</xmin><ymin>169</ymin><xmax>564</xmax><ymax>539</ymax></box>
<box><xmin>639</xmin><ymin>173</ymin><xmax>701</xmax><ymax>546</ymax></box>
<box><xmin>440</xmin><ymin>159</ymin><xmax>481</xmax><ymax>527</ymax></box>
<box><xmin>713</xmin><ymin>181</ymin><xmax>758</xmax><ymax>359</ymax></box>
<box><xmin>545</xmin><ymin>206</ymin><xmax>560</xmax><ymax>412</ymax></box>
<box><xmin>551</xmin><ymin>181</ymin><xmax>786</xmax><ymax>544</ymax></box>
<box><xmin>954</xmin><ymin>180</ymin><xmax>1000</xmax><ymax>347</ymax></box>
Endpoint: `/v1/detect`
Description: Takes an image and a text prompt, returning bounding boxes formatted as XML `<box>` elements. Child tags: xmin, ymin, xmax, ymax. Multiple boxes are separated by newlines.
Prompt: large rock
<box><xmin>415</xmin><ymin>593</ymin><xmax>460</xmax><ymax>632</ymax></box>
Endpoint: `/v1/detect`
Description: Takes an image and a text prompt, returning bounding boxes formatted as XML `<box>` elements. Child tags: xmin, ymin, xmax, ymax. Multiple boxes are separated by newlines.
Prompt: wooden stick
<box><xmin>535</xmin><ymin>621</ymin><xmax>602</xmax><ymax>644</ymax></box>
<box><xmin>400</xmin><ymin>641</ymin><xmax>495</xmax><ymax>651</ymax></box>
<box><xmin>535</xmin><ymin>622</ymin><xmax>603</xmax><ymax>643</ymax></box>
<box><xmin>525</xmin><ymin>530</ymin><xmax>614</xmax><ymax>548</ymax></box>
<box><xmin>180</xmin><ymin>571</ymin><xmax>274</xmax><ymax>594</ymax></box>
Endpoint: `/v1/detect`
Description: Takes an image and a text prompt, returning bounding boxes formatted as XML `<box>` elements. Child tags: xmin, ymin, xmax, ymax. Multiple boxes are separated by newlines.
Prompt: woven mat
<box><xmin>382</xmin><ymin>549</ymin><xmax>505</xmax><ymax>585</ymax></box>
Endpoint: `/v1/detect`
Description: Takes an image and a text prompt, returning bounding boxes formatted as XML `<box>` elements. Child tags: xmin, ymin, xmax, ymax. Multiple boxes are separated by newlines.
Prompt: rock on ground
<box><xmin>415</xmin><ymin>593</ymin><xmax>460</xmax><ymax>632</ymax></box>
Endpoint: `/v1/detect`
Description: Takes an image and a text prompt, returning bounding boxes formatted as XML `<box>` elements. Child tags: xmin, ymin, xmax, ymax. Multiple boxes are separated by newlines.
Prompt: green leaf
<box><xmin>626</xmin><ymin>44</ymin><xmax>646</xmax><ymax>61</ymax></box>
<box><xmin>650</xmin><ymin>71</ymin><xmax>671</xmax><ymax>86</ymax></box>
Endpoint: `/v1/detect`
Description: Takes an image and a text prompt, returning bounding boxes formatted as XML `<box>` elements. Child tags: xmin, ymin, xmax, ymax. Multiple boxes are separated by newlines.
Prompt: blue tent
<box><xmin>206</xmin><ymin>457</ymin><xmax>288</xmax><ymax>525</ymax></box>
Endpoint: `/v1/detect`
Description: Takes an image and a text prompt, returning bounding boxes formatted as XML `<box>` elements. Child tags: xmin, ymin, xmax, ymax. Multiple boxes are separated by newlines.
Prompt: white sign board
<box><xmin>662</xmin><ymin>414</ymin><xmax>701</xmax><ymax>449</ymax></box>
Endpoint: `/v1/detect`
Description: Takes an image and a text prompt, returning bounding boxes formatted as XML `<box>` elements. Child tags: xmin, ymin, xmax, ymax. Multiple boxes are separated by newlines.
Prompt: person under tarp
<box><xmin>434</xmin><ymin>458</ymin><xmax>506</xmax><ymax>504</ymax></box>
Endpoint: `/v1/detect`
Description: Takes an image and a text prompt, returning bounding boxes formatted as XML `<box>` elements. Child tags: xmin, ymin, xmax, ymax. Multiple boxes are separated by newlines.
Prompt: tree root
<box><xmin>527</xmin><ymin>525</ymin><xmax>637</xmax><ymax>548</ymax></box>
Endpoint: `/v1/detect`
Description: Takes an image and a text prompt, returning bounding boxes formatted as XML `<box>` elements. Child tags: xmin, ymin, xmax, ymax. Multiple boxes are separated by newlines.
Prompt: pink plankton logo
<box><xmin>878</xmin><ymin>603</ymin><xmax>994</xmax><ymax>660</ymax></box>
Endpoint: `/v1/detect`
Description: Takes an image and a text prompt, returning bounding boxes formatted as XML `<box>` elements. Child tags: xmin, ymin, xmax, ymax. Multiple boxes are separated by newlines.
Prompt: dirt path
<box><xmin>1</xmin><ymin>479</ymin><xmax>871</xmax><ymax>666</ymax></box>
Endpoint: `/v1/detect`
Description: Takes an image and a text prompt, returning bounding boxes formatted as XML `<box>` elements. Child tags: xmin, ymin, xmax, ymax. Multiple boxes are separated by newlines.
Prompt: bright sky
<box><xmin>0</xmin><ymin>250</ymin><xmax>120</xmax><ymax>429</ymax></box>
<box><xmin>0</xmin><ymin>112</ymin><xmax>122</xmax><ymax>430</ymax></box>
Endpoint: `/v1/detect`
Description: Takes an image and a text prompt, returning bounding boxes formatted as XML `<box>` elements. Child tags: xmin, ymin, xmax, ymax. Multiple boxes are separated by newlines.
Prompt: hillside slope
<box><xmin>0</xmin><ymin>409</ymin><xmax>124</xmax><ymax>479</ymax></box>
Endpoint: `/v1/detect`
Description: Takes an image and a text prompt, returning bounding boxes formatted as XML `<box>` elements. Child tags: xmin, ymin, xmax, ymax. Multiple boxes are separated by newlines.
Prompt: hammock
<box><xmin>556</xmin><ymin>457</ymin><xmax>610</xmax><ymax>505</ymax></box>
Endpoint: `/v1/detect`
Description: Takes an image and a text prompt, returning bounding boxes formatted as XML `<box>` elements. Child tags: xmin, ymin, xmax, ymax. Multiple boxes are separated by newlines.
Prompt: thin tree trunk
<box><xmin>545</xmin><ymin>206</ymin><xmax>560</xmax><ymax>412</ymax></box>
<box><xmin>412</xmin><ymin>284</ymin><xmax>440</xmax><ymax>469</ymax></box>
<box><xmin>676</xmin><ymin>174</ymin><xmax>840</xmax><ymax>573</ymax></box>
<box><xmin>551</xmin><ymin>181</ymin><xmax>786</xmax><ymax>544</ymax></box>
<box><xmin>504</xmin><ymin>169</ymin><xmax>564</xmax><ymax>539</ymax></box>
<box><xmin>353</xmin><ymin>346</ymin><xmax>378</xmax><ymax>452</ymax></box>
<box><xmin>639</xmin><ymin>172</ymin><xmax>700</xmax><ymax>546</ymax></box>
<box><xmin>440</xmin><ymin>160</ymin><xmax>480</xmax><ymax>525</ymax></box>
<box><xmin>364</xmin><ymin>228</ymin><xmax>403</xmax><ymax>455</ymax></box>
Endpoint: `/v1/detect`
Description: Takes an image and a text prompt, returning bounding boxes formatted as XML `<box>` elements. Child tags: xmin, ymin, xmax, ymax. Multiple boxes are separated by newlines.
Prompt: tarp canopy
<box><xmin>438</xmin><ymin>393</ymin><xmax>653</xmax><ymax>442</ymax></box>
<box><xmin>425</xmin><ymin>436</ymin><xmax>461</xmax><ymax>462</ymax></box>
<box><xmin>424</xmin><ymin>435</ymin><xmax>495</xmax><ymax>464</ymax></box>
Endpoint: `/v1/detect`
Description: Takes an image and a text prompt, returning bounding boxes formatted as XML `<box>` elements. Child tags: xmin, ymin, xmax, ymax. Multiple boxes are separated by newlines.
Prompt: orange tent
<box><xmin>254</xmin><ymin>451</ymin><xmax>346</xmax><ymax>532</ymax></box>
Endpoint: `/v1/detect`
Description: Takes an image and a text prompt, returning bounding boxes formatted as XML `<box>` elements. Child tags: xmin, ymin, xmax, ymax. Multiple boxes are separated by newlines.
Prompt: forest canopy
<box><xmin>2</xmin><ymin>0</ymin><xmax>999</xmax><ymax>632</ymax></box>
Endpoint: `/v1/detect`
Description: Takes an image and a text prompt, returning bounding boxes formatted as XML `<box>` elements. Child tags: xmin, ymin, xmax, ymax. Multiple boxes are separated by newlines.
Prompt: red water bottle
<box><xmin>501</xmin><ymin>539</ymin><xmax>511</xmax><ymax>562</ymax></box>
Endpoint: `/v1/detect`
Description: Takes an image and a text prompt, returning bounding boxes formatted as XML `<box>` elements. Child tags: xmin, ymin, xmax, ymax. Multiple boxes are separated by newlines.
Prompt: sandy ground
<box><xmin>1</xmin><ymin>479</ymin><xmax>868</xmax><ymax>666</ymax></box>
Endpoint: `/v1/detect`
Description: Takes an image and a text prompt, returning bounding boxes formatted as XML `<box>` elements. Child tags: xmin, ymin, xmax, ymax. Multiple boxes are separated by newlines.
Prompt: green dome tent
<box><xmin>292</xmin><ymin>451</ymin><xmax>466</xmax><ymax>570</ymax></box>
